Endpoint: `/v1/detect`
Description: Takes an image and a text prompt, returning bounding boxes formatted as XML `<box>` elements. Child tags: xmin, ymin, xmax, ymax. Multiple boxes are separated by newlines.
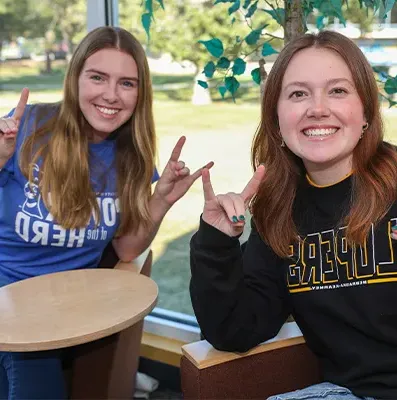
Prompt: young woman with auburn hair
<box><xmin>0</xmin><ymin>27</ymin><xmax>212</xmax><ymax>399</ymax></box>
<box><xmin>190</xmin><ymin>30</ymin><xmax>397</xmax><ymax>399</ymax></box>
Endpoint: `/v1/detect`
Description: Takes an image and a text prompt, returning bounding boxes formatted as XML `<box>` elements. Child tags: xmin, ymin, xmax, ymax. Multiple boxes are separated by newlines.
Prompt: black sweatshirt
<box><xmin>190</xmin><ymin>176</ymin><xmax>397</xmax><ymax>399</ymax></box>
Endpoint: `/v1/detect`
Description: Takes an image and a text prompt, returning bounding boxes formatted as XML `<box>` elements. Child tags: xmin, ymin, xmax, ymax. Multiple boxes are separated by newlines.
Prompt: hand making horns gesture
<box><xmin>0</xmin><ymin>88</ymin><xmax>29</xmax><ymax>164</ymax></box>
<box><xmin>154</xmin><ymin>136</ymin><xmax>214</xmax><ymax>206</ymax></box>
<box><xmin>201</xmin><ymin>165</ymin><xmax>266</xmax><ymax>237</ymax></box>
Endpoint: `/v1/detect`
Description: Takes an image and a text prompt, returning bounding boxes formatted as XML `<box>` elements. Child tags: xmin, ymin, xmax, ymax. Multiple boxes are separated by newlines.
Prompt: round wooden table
<box><xmin>0</xmin><ymin>269</ymin><xmax>158</xmax><ymax>352</ymax></box>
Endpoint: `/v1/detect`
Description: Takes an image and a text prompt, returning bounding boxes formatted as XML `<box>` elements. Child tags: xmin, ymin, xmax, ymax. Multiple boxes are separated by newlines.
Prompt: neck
<box><xmin>88</xmin><ymin>129</ymin><xmax>110</xmax><ymax>144</ymax></box>
<box><xmin>305</xmin><ymin>158</ymin><xmax>353</xmax><ymax>187</ymax></box>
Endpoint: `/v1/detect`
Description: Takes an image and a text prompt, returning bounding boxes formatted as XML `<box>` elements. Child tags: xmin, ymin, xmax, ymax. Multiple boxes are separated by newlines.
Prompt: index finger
<box><xmin>169</xmin><ymin>136</ymin><xmax>186</xmax><ymax>162</ymax></box>
<box><xmin>202</xmin><ymin>168</ymin><xmax>216</xmax><ymax>202</ymax></box>
<box><xmin>241</xmin><ymin>165</ymin><xmax>265</xmax><ymax>203</ymax></box>
<box><xmin>13</xmin><ymin>88</ymin><xmax>30</xmax><ymax>122</ymax></box>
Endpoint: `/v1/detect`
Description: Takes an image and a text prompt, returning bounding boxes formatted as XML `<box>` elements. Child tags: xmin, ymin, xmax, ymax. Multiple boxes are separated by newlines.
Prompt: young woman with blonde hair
<box><xmin>191</xmin><ymin>30</ymin><xmax>397</xmax><ymax>399</ymax></box>
<box><xmin>0</xmin><ymin>26</ymin><xmax>212</xmax><ymax>399</ymax></box>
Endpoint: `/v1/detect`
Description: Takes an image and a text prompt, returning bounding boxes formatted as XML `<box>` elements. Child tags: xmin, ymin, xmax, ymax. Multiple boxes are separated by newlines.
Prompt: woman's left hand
<box><xmin>153</xmin><ymin>136</ymin><xmax>214</xmax><ymax>207</ymax></box>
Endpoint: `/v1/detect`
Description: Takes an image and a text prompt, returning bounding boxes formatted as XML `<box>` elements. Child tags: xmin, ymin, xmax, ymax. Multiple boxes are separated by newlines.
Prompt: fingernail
<box><xmin>239</xmin><ymin>215</ymin><xmax>245</xmax><ymax>221</ymax></box>
<box><xmin>392</xmin><ymin>225</ymin><xmax>397</xmax><ymax>231</ymax></box>
<box><xmin>232</xmin><ymin>216</ymin><xmax>238</xmax><ymax>223</ymax></box>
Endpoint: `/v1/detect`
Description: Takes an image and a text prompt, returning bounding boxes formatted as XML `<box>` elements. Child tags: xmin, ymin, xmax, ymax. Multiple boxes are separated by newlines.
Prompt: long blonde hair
<box><xmin>251</xmin><ymin>30</ymin><xmax>397</xmax><ymax>257</ymax></box>
<box><xmin>20</xmin><ymin>27</ymin><xmax>156</xmax><ymax>235</ymax></box>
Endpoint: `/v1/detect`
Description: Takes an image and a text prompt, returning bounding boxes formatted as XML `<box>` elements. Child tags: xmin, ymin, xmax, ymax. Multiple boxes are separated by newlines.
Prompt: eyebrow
<box><xmin>283</xmin><ymin>78</ymin><xmax>354</xmax><ymax>91</ymax></box>
<box><xmin>84</xmin><ymin>68</ymin><xmax>139</xmax><ymax>82</ymax></box>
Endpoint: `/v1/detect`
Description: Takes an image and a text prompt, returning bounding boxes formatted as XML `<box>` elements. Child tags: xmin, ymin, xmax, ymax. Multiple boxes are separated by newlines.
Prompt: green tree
<box><xmin>0</xmin><ymin>0</ymin><xmax>31</xmax><ymax>56</ymax></box>
<box><xmin>144</xmin><ymin>0</ymin><xmax>397</xmax><ymax>103</ymax></box>
<box><xmin>343</xmin><ymin>0</ymin><xmax>376</xmax><ymax>35</ymax></box>
<box><xmin>26</xmin><ymin>0</ymin><xmax>86</xmax><ymax>72</ymax></box>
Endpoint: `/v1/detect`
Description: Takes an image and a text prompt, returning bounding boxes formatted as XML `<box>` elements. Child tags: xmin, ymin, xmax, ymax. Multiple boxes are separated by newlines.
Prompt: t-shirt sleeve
<box><xmin>151</xmin><ymin>167</ymin><xmax>160</xmax><ymax>183</ymax></box>
<box><xmin>3</xmin><ymin>108</ymin><xmax>15</xmax><ymax>118</ymax></box>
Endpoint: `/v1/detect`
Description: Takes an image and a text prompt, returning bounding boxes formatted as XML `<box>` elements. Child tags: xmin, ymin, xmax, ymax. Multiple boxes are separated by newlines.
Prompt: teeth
<box><xmin>96</xmin><ymin>106</ymin><xmax>119</xmax><ymax>115</ymax></box>
<box><xmin>303</xmin><ymin>128</ymin><xmax>338</xmax><ymax>137</ymax></box>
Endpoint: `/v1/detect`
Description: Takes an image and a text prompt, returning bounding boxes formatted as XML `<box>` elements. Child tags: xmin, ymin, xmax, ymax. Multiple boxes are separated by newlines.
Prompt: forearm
<box><xmin>190</xmin><ymin>218</ymin><xmax>290</xmax><ymax>352</ymax></box>
<box><xmin>112</xmin><ymin>192</ymin><xmax>171</xmax><ymax>262</ymax></box>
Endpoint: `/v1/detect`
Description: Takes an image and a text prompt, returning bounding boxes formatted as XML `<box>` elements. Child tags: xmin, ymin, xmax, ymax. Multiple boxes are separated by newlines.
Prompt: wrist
<box><xmin>149</xmin><ymin>191</ymin><xmax>172</xmax><ymax>222</ymax></box>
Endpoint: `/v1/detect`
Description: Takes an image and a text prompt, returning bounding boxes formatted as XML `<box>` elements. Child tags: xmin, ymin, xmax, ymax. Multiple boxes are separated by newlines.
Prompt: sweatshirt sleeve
<box><xmin>190</xmin><ymin>217</ymin><xmax>291</xmax><ymax>352</ymax></box>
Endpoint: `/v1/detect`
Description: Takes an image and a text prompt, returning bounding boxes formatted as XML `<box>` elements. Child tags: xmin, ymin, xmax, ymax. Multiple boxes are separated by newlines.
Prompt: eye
<box><xmin>330</xmin><ymin>87</ymin><xmax>348</xmax><ymax>95</ymax></box>
<box><xmin>121</xmin><ymin>80</ymin><xmax>138</xmax><ymax>88</ymax></box>
<box><xmin>90</xmin><ymin>75</ymin><xmax>103</xmax><ymax>82</ymax></box>
<box><xmin>289</xmin><ymin>90</ymin><xmax>307</xmax><ymax>99</ymax></box>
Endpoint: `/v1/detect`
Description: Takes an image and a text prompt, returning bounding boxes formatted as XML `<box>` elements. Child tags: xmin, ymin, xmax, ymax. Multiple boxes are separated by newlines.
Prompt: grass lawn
<box><xmin>2</xmin><ymin>61</ymin><xmax>397</xmax><ymax>316</ymax></box>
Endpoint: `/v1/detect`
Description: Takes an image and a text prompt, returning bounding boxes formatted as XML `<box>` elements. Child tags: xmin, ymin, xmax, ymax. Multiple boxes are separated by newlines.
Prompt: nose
<box><xmin>102</xmin><ymin>83</ymin><xmax>118</xmax><ymax>104</ymax></box>
<box><xmin>306</xmin><ymin>94</ymin><xmax>330</xmax><ymax>119</ymax></box>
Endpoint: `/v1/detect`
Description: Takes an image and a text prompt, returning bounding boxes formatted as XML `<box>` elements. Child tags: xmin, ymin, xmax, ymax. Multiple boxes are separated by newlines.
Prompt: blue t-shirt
<box><xmin>0</xmin><ymin>105</ymin><xmax>159</xmax><ymax>283</ymax></box>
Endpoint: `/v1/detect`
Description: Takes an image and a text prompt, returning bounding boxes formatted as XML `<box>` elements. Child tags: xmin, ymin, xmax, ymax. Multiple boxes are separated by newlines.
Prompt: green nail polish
<box><xmin>392</xmin><ymin>225</ymin><xmax>397</xmax><ymax>231</ymax></box>
<box><xmin>232</xmin><ymin>216</ymin><xmax>238</xmax><ymax>223</ymax></box>
<box><xmin>239</xmin><ymin>215</ymin><xmax>245</xmax><ymax>221</ymax></box>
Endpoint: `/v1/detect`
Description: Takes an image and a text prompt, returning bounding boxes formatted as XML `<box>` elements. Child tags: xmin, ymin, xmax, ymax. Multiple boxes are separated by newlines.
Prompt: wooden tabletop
<box><xmin>0</xmin><ymin>269</ymin><xmax>158</xmax><ymax>352</ymax></box>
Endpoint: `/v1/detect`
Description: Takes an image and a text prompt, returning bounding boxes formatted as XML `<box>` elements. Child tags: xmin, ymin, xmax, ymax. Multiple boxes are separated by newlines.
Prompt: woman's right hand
<box><xmin>201</xmin><ymin>165</ymin><xmax>265</xmax><ymax>237</ymax></box>
<box><xmin>0</xmin><ymin>88</ymin><xmax>29</xmax><ymax>165</ymax></box>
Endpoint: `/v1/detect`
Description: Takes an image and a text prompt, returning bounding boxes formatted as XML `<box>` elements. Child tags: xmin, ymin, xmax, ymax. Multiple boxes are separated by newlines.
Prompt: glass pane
<box><xmin>119</xmin><ymin>0</ymin><xmax>261</xmax><ymax>316</ymax></box>
<box><xmin>1</xmin><ymin>0</ymin><xmax>87</xmax><ymax>116</ymax></box>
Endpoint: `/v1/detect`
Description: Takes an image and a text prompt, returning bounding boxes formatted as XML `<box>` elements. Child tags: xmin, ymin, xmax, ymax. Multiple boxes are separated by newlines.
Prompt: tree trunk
<box><xmin>259</xmin><ymin>0</ymin><xmax>305</xmax><ymax>89</ymax></box>
<box><xmin>192</xmin><ymin>69</ymin><xmax>212</xmax><ymax>105</ymax></box>
<box><xmin>284</xmin><ymin>0</ymin><xmax>305</xmax><ymax>44</ymax></box>
<box><xmin>45</xmin><ymin>51</ymin><xmax>53</xmax><ymax>74</ymax></box>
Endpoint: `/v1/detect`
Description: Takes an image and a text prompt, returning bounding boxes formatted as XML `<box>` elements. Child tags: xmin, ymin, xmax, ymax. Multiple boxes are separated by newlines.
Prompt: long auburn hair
<box><xmin>251</xmin><ymin>30</ymin><xmax>397</xmax><ymax>258</ymax></box>
<box><xmin>20</xmin><ymin>27</ymin><xmax>156</xmax><ymax>235</ymax></box>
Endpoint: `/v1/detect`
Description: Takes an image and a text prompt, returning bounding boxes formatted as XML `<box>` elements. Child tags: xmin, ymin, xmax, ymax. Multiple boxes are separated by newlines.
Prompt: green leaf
<box><xmin>197</xmin><ymin>80</ymin><xmax>209</xmax><ymax>89</ymax></box>
<box><xmin>141</xmin><ymin>13</ymin><xmax>152</xmax><ymax>40</ymax></box>
<box><xmin>383</xmin><ymin>0</ymin><xmax>396</xmax><ymax>18</ymax></box>
<box><xmin>245</xmin><ymin>1</ymin><xmax>258</xmax><ymax>18</ymax></box>
<box><xmin>232</xmin><ymin>58</ymin><xmax>246</xmax><ymax>75</ymax></box>
<box><xmin>228</xmin><ymin>0</ymin><xmax>240</xmax><ymax>14</ymax></box>
<box><xmin>214</xmin><ymin>0</ymin><xmax>235</xmax><ymax>4</ymax></box>
<box><xmin>243</xmin><ymin>0</ymin><xmax>252</xmax><ymax>8</ymax></box>
<box><xmin>225</xmin><ymin>76</ymin><xmax>240</xmax><ymax>94</ymax></box>
<box><xmin>303</xmin><ymin>0</ymin><xmax>314</xmax><ymax>17</ymax></box>
<box><xmin>156</xmin><ymin>0</ymin><xmax>165</xmax><ymax>9</ymax></box>
<box><xmin>262</xmin><ymin>43</ymin><xmax>278</xmax><ymax>56</ymax></box>
<box><xmin>314</xmin><ymin>0</ymin><xmax>345</xmax><ymax>25</ymax></box>
<box><xmin>314</xmin><ymin>0</ymin><xmax>332</xmax><ymax>19</ymax></box>
<box><xmin>384</xmin><ymin>77</ymin><xmax>397</xmax><ymax>95</ymax></box>
<box><xmin>217</xmin><ymin>57</ymin><xmax>231</xmax><ymax>69</ymax></box>
<box><xmin>145</xmin><ymin>0</ymin><xmax>153</xmax><ymax>13</ymax></box>
<box><xmin>245</xmin><ymin>28</ymin><xmax>260</xmax><ymax>45</ymax></box>
<box><xmin>245</xmin><ymin>30</ymin><xmax>260</xmax><ymax>45</ymax></box>
<box><xmin>198</xmin><ymin>38</ymin><xmax>224</xmax><ymax>58</ymax></box>
<box><xmin>219</xmin><ymin>86</ymin><xmax>227</xmax><ymax>98</ymax></box>
<box><xmin>316</xmin><ymin>15</ymin><xmax>325</xmax><ymax>29</ymax></box>
<box><xmin>251</xmin><ymin>67</ymin><xmax>261</xmax><ymax>85</ymax></box>
<box><xmin>203</xmin><ymin>61</ymin><xmax>216</xmax><ymax>78</ymax></box>
<box><xmin>387</xmin><ymin>98</ymin><xmax>397</xmax><ymax>108</ymax></box>
<box><xmin>262</xmin><ymin>8</ymin><xmax>285</xmax><ymax>25</ymax></box>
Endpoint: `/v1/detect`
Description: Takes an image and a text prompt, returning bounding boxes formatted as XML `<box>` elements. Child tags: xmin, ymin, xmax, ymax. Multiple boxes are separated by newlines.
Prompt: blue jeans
<box><xmin>0</xmin><ymin>275</ymin><xmax>66</xmax><ymax>399</ymax></box>
<box><xmin>267</xmin><ymin>382</ymin><xmax>376</xmax><ymax>400</ymax></box>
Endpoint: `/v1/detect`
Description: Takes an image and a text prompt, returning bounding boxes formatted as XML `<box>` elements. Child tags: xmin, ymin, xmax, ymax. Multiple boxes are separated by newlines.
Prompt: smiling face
<box><xmin>78</xmin><ymin>48</ymin><xmax>139</xmax><ymax>142</ymax></box>
<box><xmin>277</xmin><ymin>47</ymin><xmax>367</xmax><ymax>181</ymax></box>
